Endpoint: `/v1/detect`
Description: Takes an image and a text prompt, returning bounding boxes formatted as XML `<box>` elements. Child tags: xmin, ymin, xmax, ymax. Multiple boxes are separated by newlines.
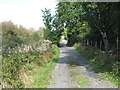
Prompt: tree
<box><xmin>41</xmin><ymin>8</ymin><xmax>62</xmax><ymax>44</ymax></box>
<box><xmin>43</xmin><ymin>2</ymin><xmax>119</xmax><ymax>52</ymax></box>
<box><xmin>81</xmin><ymin>2</ymin><xmax>120</xmax><ymax>52</ymax></box>
<box><xmin>41</xmin><ymin>8</ymin><xmax>52</xmax><ymax>40</ymax></box>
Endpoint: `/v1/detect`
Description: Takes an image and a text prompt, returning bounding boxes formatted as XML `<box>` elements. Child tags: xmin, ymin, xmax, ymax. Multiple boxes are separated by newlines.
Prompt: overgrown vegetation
<box><xmin>74</xmin><ymin>43</ymin><xmax>119</xmax><ymax>86</ymax></box>
<box><xmin>20</xmin><ymin>46</ymin><xmax>60</xmax><ymax>88</ymax></box>
<box><xmin>2</xmin><ymin>21</ymin><xmax>60</xmax><ymax>88</ymax></box>
<box><xmin>2</xmin><ymin>1</ymin><xmax>120</xmax><ymax>88</ymax></box>
<box><xmin>42</xmin><ymin>2</ymin><xmax>119</xmax><ymax>87</ymax></box>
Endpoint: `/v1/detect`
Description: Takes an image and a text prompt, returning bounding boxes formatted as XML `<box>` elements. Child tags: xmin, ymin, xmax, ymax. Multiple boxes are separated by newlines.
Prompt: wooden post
<box><xmin>94</xmin><ymin>40</ymin><xmax>95</xmax><ymax>47</ymax></box>
<box><xmin>91</xmin><ymin>40</ymin><xmax>93</xmax><ymax>46</ymax></box>
<box><xmin>100</xmin><ymin>40</ymin><xmax>102</xmax><ymax>51</ymax></box>
<box><xmin>84</xmin><ymin>40</ymin><xmax>86</xmax><ymax>46</ymax></box>
<box><xmin>117</xmin><ymin>37</ymin><xmax>119</xmax><ymax>60</ymax></box>
<box><xmin>87</xmin><ymin>39</ymin><xmax>89</xmax><ymax>46</ymax></box>
<box><xmin>83</xmin><ymin>40</ymin><xmax>85</xmax><ymax>46</ymax></box>
<box><xmin>89</xmin><ymin>40</ymin><xmax>91</xmax><ymax>46</ymax></box>
<box><xmin>95</xmin><ymin>41</ymin><xmax>97</xmax><ymax>47</ymax></box>
<box><xmin>82</xmin><ymin>39</ymin><xmax>84</xmax><ymax>45</ymax></box>
<box><xmin>90</xmin><ymin>40</ymin><xmax>91</xmax><ymax>46</ymax></box>
<box><xmin>117</xmin><ymin>37</ymin><xmax>119</xmax><ymax>52</ymax></box>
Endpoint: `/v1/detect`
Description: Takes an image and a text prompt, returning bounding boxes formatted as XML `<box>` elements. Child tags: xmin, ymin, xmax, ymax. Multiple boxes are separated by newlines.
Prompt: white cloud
<box><xmin>0</xmin><ymin>0</ymin><xmax>58</xmax><ymax>30</ymax></box>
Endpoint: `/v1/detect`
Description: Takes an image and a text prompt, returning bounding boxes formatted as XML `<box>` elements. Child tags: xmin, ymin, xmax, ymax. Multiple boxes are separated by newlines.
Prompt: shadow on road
<box><xmin>56</xmin><ymin>47</ymin><xmax>92</xmax><ymax>71</ymax></box>
<box><xmin>49</xmin><ymin>46</ymin><xmax>117</xmax><ymax>88</ymax></box>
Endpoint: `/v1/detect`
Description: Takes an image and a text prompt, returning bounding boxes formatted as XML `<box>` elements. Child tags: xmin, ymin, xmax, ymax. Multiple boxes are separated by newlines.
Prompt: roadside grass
<box><xmin>74</xmin><ymin>43</ymin><xmax>119</xmax><ymax>87</ymax></box>
<box><xmin>103</xmin><ymin>72</ymin><xmax>119</xmax><ymax>86</ymax></box>
<box><xmin>75</xmin><ymin>75</ymin><xmax>88</xmax><ymax>87</ymax></box>
<box><xmin>20</xmin><ymin>46</ymin><xmax>60</xmax><ymax>88</ymax></box>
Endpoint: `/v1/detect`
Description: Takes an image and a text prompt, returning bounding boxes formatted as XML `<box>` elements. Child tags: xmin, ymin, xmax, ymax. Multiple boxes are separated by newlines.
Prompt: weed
<box><xmin>74</xmin><ymin>43</ymin><xmax>120</xmax><ymax>86</ymax></box>
<box><xmin>76</xmin><ymin>75</ymin><xmax>88</xmax><ymax>87</ymax></box>
<box><xmin>2</xmin><ymin>40</ymin><xmax>59</xmax><ymax>88</ymax></box>
<box><xmin>20</xmin><ymin>46</ymin><xmax>60</xmax><ymax>88</ymax></box>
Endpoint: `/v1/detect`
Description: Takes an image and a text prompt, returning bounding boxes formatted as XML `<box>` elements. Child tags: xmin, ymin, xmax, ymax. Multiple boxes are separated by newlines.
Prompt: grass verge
<box><xmin>20</xmin><ymin>46</ymin><xmax>60</xmax><ymax>88</ymax></box>
<box><xmin>74</xmin><ymin>43</ymin><xmax>119</xmax><ymax>87</ymax></box>
<box><xmin>75</xmin><ymin>75</ymin><xmax>88</xmax><ymax>87</ymax></box>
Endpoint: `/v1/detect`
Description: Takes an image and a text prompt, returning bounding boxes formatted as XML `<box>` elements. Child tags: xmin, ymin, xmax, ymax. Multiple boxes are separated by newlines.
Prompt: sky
<box><xmin>0</xmin><ymin>0</ymin><xmax>58</xmax><ymax>30</ymax></box>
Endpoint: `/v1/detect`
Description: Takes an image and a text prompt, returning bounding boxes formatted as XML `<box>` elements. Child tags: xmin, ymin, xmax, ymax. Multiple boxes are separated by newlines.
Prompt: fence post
<box><xmin>87</xmin><ymin>39</ymin><xmax>89</xmax><ymax>46</ymax></box>
<box><xmin>85</xmin><ymin>40</ymin><xmax>87</xmax><ymax>46</ymax></box>
<box><xmin>82</xmin><ymin>39</ymin><xmax>84</xmax><ymax>44</ymax></box>
<box><xmin>95</xmin><ymin>41</ymin><xmax>97</xmax><ymax>47</ymax></box>
<box><xmin>117</xmin><ymin>37</ymin><xmax>119</xmax><ymax>51</ymax></box>
<box><xmin>91</xmin><ymin>40</ymin><xmax>93</xmax><ymax>46</ymax></box>
<box><xmin>89</xmin><ymin>40</ymin><xmax>91</xmax><ymax>46</ymax></box>
<box><xmin>83</xmin><ymin>39</ymin><xmax>85</xmax><ymax>46</ymax></box>
<box><xmin>117</xmin><ymin>37</ymin><xmax>119</xmax><ymax>60</ymax></box>
<box><xmin>100</xmin><ymin>40</ymin><xmax>102</xmax><ymax>51</ymax></box>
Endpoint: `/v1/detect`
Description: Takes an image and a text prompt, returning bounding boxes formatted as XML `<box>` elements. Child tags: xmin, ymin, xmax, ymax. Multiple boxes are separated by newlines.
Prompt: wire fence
<box><xmin>82</xmin><ymin>37</ymin><xmax>119</xmax><ymax>60</ymax></box>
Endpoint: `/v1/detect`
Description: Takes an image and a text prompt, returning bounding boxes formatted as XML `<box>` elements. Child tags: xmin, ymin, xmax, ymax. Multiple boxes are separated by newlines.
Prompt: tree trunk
<box><xmin>95</xmin><ymin>3</ymin><xmax>109</xmax><ymax>53</ymax></box>
<box><xmin>102</xmin><ymin>32</ymin><xmax>108</xmax><ymax>53</ymax></box>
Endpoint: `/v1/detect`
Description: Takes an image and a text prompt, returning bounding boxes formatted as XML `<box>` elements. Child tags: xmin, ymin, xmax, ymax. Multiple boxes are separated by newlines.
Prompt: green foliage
<box><xmin>41</xmin><ymin>8</ymin><xmax>62</xmax><ymax>44</ymax></box>
<box><xmin>2</xmin><ymin>21</ymin><xmax>56</xmax><ymax>88</ymax></box>
<box><xmin>41</xmin><ymin>2</ymin><xmax>120</xmax><ymax>87</ymax></box>
<box><xmin>112</xmin><ymin>61</ymin><xmax>120</xmax><ymax>77</ymax></box>
<box><xmin>74</xmin><ymin>43</ymin><xmax>120</xmax><ymax>86</ymax></box>
<box><xmin>3</xmin><ymin>36</ymin><xmax>23</xmax><ymax>49</ymax></box>
<box><xmin>76</xmin><ymin>75</ymin><xmax>88</xmax><ymax>87</ymax></box>
<box><xmin>51</xmin><ymin>2</ymin><xmax>119</xmax><ymax>52</ymax></box>
<box><xmin>2</xmin><ymin>21</ymin><xmax>59</xmax><ymax>88</ymax></box>
<box><xmin>2</xmin><ymin>21</ymin><xmax>43</xmax><ymax>49</ymax></box>
<box><xmin>2</xmin><ymin>41</ymin><xmax>57</xmax><ymax>88</ymax></box>
<box><xmin>25</xmin><ymin>46</ymin><xmax>60</xmax><ymax>88</ymax></box>
<box><xmin>41</xmin><ymin>8</ymin><xmax>52</xmax><ymax>40</ymax></box>
<box><xmin>54</xmin><ymin>2</ymin><xmax>91</xmax><ymax>46</ymax></box>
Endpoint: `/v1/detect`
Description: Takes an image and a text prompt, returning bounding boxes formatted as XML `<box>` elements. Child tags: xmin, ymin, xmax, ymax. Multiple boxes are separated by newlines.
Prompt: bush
<box><xmin>74</xmin><ymin>43</ymin><xmax>119</xmax><ymax>78</ymax></box>
<box><xmin>2</xmin><ymin>39</ymin><xmax>56</xmax><ymax>88</ymax></box>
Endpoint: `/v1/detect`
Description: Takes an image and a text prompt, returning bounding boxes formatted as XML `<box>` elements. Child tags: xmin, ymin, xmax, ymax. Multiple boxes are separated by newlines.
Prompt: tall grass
<box><xmin>2</xmin><ymin>40</ymin><xmax>55</xmax><ymax>88</ymax></box>
<box><xmin>21</xmin><ymin>46</ymin><xmax>60</xmax><ymax>88</ymax></box>
<box><xmin>74</xmin><ymin>43</ymin><xmax>120</xmax><ymax>86</ymax></box>
<box><xmin>2</xmin><ymin>21</ymin><xmax>52</xmax><ymax>88</ymax></box>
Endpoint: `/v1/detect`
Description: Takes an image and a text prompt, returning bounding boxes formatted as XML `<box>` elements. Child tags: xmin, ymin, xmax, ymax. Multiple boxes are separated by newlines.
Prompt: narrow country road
<box><xmin>48</xmin><ymin>46</ymin><xmax>117</xmax><ymax>88</ymax></box>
